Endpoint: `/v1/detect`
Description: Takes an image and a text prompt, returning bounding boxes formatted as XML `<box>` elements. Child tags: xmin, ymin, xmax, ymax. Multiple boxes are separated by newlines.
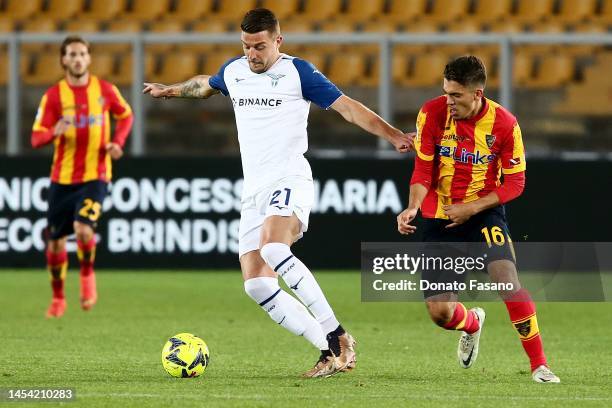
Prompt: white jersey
<box><xmin>209</xmin><ymin>54</ymin><xmax>342</xmax><ymax>199</ymax></box>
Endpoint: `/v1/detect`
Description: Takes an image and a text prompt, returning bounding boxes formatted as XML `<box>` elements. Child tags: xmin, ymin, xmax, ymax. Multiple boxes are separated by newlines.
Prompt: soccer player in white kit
<box><xmin>144</xmin><ymin>8</ymin><xmax>414</xmax><ymax>378</ymax></box>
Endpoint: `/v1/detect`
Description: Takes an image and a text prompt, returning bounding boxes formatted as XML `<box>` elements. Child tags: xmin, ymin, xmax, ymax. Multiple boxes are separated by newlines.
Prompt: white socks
<box><xmin>260</xmin><ymin>243</ymin><xmax>340</xmax><ymax>334</ymax></box>
<box><xmin>244</xmin><ymin>277</ymin><xmax>328</xmax><ymax>350</ymax></box>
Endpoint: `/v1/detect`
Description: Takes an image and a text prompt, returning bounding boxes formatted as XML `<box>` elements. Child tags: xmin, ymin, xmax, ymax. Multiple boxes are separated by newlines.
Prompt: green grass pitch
<box><xmin>1</xmin><ymin>270</ymin><xmax>611</xmax><ymax>407</ymax></box>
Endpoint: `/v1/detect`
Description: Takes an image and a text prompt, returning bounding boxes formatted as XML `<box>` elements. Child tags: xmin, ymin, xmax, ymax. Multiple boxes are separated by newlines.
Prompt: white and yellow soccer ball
<box><xmin>161</xmin><ymin>333</ymin><xmax>210</xmax><ymax>378</ymax></box>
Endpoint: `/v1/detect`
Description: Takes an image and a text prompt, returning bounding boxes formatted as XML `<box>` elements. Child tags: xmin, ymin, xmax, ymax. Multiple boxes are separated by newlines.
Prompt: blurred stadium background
<box><xmin>1</xmin><ymin>4</ymin><xmax>612</xmax><ymax>405</ymax></box>
<box><xmin>0</xmin><ymin>0</ymin><xmax>611</xmax><ymax>269</ymax></box>
<box><xmin>0</xmin><ymin>0</ymin><xmax>611</xmax><ymax>156</ymax></box>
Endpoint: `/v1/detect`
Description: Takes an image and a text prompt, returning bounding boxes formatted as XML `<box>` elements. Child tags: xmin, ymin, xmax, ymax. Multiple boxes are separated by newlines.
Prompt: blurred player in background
<box><xmin>31</xmin><ymin>36</ymin><xmax>133</xmax><ymax>318</ymax></box>
<box><xmin>144</xmin><ymin>8</ymin><xmax>413</xmax><ymax>377</ymax></box>
<box><xmin>397</xmin><ymin>56</ymin><xmax>560</xmax><ymax>383</ymax></box>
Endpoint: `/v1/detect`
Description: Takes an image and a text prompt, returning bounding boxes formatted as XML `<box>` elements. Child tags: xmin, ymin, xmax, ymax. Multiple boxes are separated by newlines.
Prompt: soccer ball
<box><xmin>161</xmin><ymin>333</ymin><xmax>210</xmax><ymax>378</ymax></box>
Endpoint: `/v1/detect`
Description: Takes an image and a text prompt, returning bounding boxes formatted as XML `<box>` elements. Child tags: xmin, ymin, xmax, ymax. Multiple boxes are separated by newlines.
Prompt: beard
<box><xmin>249</xmin><ymin>61</ymin><xmax>265</xmax><ymax>74</ymax></box>
<box><xmin>65</xmin><ymin>65</ymin><xmax>87</xmax><ymax>78</ymax></box>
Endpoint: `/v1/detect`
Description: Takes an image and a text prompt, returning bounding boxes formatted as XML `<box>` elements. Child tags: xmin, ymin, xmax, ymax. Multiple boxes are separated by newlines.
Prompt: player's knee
<box><xmin>47</xmin><ymin>239</ymin><xmax>66</xmax><ymax>254</ymax></box>
<box><xmin>258</xmin><ymin>231</ymin><xmax>275</xmax><ymax>248</ymax></box>
<box><xmin>260</xmin><ymin>233</ymin><xmax>295</xmax><ymax>249</ymax></box>
<box><xmin>74</xmin><ymin>222</ymin><xmax>94</xmax><ymax>242</ymax></box>
<box><xmin>260</xmin><ymin>242</ymin><xmax>291</xmax><ymax>268</ymax></box>
<box><xmin>488</xmin><ymin>259</ymin><xmax>521</xmax><ymax>297</ymax></box>
<box><xmin>260</xmin><ymin>216</ymin><xmax>301</xmax><ymax>247</ymax></box>
<box><xmin>426</xmin><ymin>302</ymin><xmax>454</xmax><ymax>327</ymax></box>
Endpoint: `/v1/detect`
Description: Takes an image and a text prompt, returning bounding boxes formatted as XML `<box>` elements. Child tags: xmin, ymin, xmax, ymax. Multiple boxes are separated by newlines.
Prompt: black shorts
<box><xmin>47</xmin><ymin>180</ymin><xmax>108</xmax><ymax>240</ymax></box>
<box><xmin>421</xmin><ymin>205</ymin><xmax>516</xmax><ymax>298</ymax></box>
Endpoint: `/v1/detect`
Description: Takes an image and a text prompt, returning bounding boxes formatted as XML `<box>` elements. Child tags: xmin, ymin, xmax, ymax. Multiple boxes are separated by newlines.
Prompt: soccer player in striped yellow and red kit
<box><xmin>31</xmin><ymin>36</ymin><xmax>133</xmax><ymax>318</ymax></box>
<box><xmin>397</xmin><ymin>56</ymin><xmax>560</xmax><ymax>383</ymax></box>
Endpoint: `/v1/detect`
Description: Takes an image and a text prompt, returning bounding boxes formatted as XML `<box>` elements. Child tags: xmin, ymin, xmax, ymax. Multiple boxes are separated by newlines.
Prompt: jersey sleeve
<box><xmin>208</xmin><ymin>56</ymin><xmax>241</xmax><ymax>96</ymax></box>
<box><xmin>31</xmin><ymin>88</ymin><xmax>60</xmax><ymax>148</ymax></box>
<box><xmin>98</xmin><ymin>81</ymin><xmax>133</xmax><ymax>147</ymax></box>
<box><xmin>495</xmin><ymin>171</ymin><xmax>525</xmax><ymax>204</ymax></box>
<box><xmin>108</xmin><ymin>84</ymin><xmax>133</xmax><ymax>120</ymax></box>
<box><xmin>410</xmin><ymin>107</ymin><xmax>438</xmax><ymax>188</ymax></box>
<box><xmin>292</xmin><ymin>58</ymin><xmax>342</xmax><ymax>109</ymax></box>
<box><xmin>500</xmin><ymin>122</ymin><xmax>526</xmax><ymax>175</ymax></box>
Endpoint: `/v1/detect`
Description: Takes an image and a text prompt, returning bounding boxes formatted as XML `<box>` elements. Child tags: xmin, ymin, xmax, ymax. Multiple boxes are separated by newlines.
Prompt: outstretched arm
<box><xmin>330</xmin><ymin>95</ymin><xmax>414</xmax><ymax>153</ymax></box>
<box><xmin>143</xmin><ymin>75</ymin><xmax>220</xmax><ymax>99</ymax></box>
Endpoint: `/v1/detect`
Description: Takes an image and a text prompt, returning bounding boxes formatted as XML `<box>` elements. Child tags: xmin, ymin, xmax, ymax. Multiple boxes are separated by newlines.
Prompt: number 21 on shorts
<box><xmin>269</xmin><ymin>188</ymin><xmax>292</xmax><ymax>207</ymax></box>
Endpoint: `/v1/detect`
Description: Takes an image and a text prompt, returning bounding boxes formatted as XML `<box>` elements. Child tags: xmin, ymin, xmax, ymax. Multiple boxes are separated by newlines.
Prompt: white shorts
<box><xmin>238</xmin><ymin>176</ymin><xmax>314</xmax><ymax>258</ymax></box>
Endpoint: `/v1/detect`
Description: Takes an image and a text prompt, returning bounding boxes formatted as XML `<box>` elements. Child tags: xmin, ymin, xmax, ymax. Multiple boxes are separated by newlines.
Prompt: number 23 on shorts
<box><xmin>78</xmin><ymin>198</ymin><xmax>102</xmax><ymax>222</ymax></box>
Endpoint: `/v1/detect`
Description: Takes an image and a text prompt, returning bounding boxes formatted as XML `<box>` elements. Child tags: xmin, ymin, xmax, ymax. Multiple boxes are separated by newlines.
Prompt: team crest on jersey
<box><xmin>98</xmin><ymin>96</ymin><xmax>106</xmax><ymax>107</ymax></box>
<box><xmin>266</xmin><ymin>73</ymin><xmax>285</xmax><ymax>87</ymax></box>
<box><xmin>485</xmin><ymin>134</ymin><xmax>496</xmax><ymax>148</ymax></box>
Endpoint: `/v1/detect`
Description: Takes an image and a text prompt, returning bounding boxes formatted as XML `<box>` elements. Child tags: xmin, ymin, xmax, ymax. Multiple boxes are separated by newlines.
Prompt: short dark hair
<box><xmin>444</xmin><ymin>55</ymin><xmax>486</xmax><ymax>88</ymax></box>
<box><xmin>240</xmin><ymin>8</ymin><xmax>279</xmax><ymax>35</ymax></box>
<box><xmin>60</xmin><ymin>36</ymin><xmax>90</xmax><ymax>57</ymax></box>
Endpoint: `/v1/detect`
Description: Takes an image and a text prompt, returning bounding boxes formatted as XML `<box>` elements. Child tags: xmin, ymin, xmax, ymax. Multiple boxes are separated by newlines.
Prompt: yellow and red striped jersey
<box><xmin>32</xmin><ymin>75</ymin><xmax>133</xmax><ymax>184</ymax></box>
<box><xmin>411</xmin><ymin>96</ymin><xmax>526</xmax><ymax>219</ymax></box>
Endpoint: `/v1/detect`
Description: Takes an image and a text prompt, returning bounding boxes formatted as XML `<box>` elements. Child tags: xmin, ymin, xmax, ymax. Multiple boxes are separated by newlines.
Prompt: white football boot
<box><xmin>457</xmin><ymin>307</ymin><xmax>486</xmax><ymax>369</ymax></box>
<box><xmin>532</xmin><ymin>365</ymin><xmax>561</xmax><ymax>383</ymax></box>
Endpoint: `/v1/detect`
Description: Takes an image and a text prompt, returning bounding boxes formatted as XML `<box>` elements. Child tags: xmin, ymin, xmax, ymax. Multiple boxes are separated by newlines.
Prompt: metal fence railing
<box><xmin>1</xmin><ymin>32</ymin><xmax>611</xmax><ymax>155</ymax></box>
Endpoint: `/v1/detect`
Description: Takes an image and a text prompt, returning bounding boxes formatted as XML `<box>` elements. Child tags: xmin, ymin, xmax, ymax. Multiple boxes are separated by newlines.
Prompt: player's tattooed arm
<box><xmin>143</xmin><ymin>75</ymin><xmax>219</xmax><ymax>99</ymax></box>
<box><xmin>177</xmin><ymin>76</ymin><xmax>218</xmax><ymax>98</ymax></box>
